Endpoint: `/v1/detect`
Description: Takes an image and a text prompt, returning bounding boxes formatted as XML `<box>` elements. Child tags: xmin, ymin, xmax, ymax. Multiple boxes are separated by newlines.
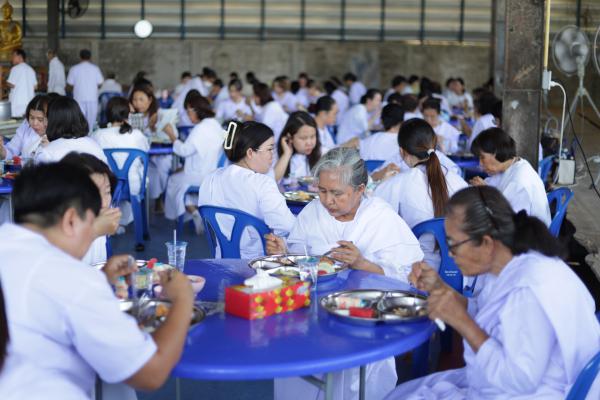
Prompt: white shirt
<box><xmin>273</xmin><ymin>91</ymin><xmax>298</xmax><ymax>113</ymax></box>
<box><xmin>318</xmin><ymin>126</ymin><xmax>336</xmax><ymax>149</ymax></box>
<box><xmin>173</xmin><ymin>118</ymin><xmax>224</xmax><ymax>177</ymax></box>
<box><xmin>0</xmin><ymin>223</ymin><xmax>157</xmax><ymax>399</ymax></box>
<box><xmin>433</xmin><ymin>120</ymin><xmax>462</xmax><ymax>154</ymax></box>
<box><xmin>359</xmin><ymin>131</ymin><xmax>399</xmax><ymax>161</ymax></box>
<box><xmin>47</xmin><ymin>56</ymin><xmax>66</xmax><ymax>95</ymax></box>
<box><xmin>379</xmin><ymin>150</ymin><xmax>462</xmax><ymax>177</ymax></box>
<box><xmin>198</xmin><ymin>164</ymin><xmax>296</xmax><ymax>259</ymax></box>
<box><xmin>404</xmin><ymin>111</ymin><xmax>423</xmax><ymax>121</ymax></box>
<box><xmin>174</xmin><ymin>77</ymin><xmax>210</xmax><ymax>126</ymax></box>
<box><xmin>255</xmin><ymin>101</ymin><xmax>288</xmax><ymax>143</ymax></box>
<box><xmin>213</xmin><ymin>87</ymin><xmax>230</xmax><ymax>110</ymax></box>
<box><xmin>287</xmin><ymin>196</ymin><xmax>424</xmax><ymax>282</ymax></box>
<box><xmin>215</xmin><ymin>98</ymin><xmax>251</xmax><ymax>123</ymax></box>
<box><xmin>337</xmin><ymin>104</ymin><xmax>368</xmax><ymax>144</ymax></box>
<box><xmin>35</xmin><ymin>136</ymin><xmax>108</xmax><ymax>164</ymax></box>
<box><xmin>331</xmin><ymin>89</ymin><xmax>349</xmax><ymax>125</ymax></box>
<box><xmin>374</xmin><ymin>165</ymin><xmax>468</xmax><ymax>268</ymax></box>
<box><xmin>469</xmin><ymin>113</ymin><xmax>496</xmax><ymax>149</ymax></box>
<box><xmin>2</xmin><ymin>120</ymin><xmax>43</xmax><ymax>160</ymax></box>
<box><xmin>485</xmin><ymin>158</ymin><xmax>552</xmax><ymax>226</ymax></box>
<box><xmin>98</xmin><ymin>79</ymin><xmax>123</xmax><ymax>95</ymax></box>
<box><xmin>67</xmin><ymin>61</ymin><xmax>104</xmax><ymax>102</ymax></box>
<box><xmin>92</xmin><ymin>126</ymin><xmax>150</xmax><ymax>193</ymax></box>
<box><xmin>348</xmin><ymin>81</ymin><xmax>367</xmax><ymax>106</ymax></box>
<box><xmin>444</xmin><ymin>90</ymin><xmax>474</xmax><ymax>112</ymax></box>
<box><xmin>7</xmin><ymin>62</ymin><xmax>37</xmax><ymax>117</ymax></box>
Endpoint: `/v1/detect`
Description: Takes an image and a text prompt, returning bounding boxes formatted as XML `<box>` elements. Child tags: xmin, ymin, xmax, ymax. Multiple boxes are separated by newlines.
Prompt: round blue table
<box><xmin>173</xmin><ymin>259</ymin><xmax>435</xmax><ymax>399</ymax></box>
<box><xmin>149</xmin><ymin>143</ymin><xmax>173</xmax><ymax>156</ymax></box>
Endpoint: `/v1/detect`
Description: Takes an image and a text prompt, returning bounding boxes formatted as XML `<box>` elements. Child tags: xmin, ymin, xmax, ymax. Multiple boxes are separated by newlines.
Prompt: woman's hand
<box><xmin>93</xmin><ymin>208</ymin><xmax>122</xmax><ymax>237</ymax></box>
<box><xmin>409</xmin><ymin>261</ymin><xmax>444</xmax><ymax>292</ymax></box>
<box><xmin>159</xmin><ymin>269</ymin><xmax>194</xmax><ymax>304</ymax></box>
<box><xmin>281</xmin><ymin>135</ymin><xmax>293</xmax><ymax>157</ymax></box>
<box><xmin>330</xmin><ymin>241</ymin><xmax>365</xmax><ymax>268</ymax></box>
<box><xmin>264</xmin><ymin>233</ymin><xmax>287</xmax><ymax>255</ymax></box>
<box><xmin>469</xmin><ymin>176</ymin><xmax>486</xmax><ymax>186</ymax></box>
<box><xmin>427</xmin><ymin>285</ymin><xmax>470</xmax><ymax>330</ymax></box>
<box><xmin>102</xmin><ymin>254</ymin><xmax>137</xmax><ymax>285</ymax></box>
<box><xmin>371</xmin><ymin>163</ymin><xmax>400</xmax><ymax>182</ymax></box>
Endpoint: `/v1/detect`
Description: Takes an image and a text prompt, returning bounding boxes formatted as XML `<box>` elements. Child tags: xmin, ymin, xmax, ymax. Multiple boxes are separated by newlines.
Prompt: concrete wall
<box><xmin>22</xmin><ymin>38</ymin><xmax>492</xmax><ymax>93</ymax></box>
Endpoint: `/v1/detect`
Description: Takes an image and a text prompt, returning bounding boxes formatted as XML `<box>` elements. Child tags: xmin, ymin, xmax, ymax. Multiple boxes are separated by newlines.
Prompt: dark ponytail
<box><xmin>0</xmin><ymin>281</ymin><xmax>8</xmax><ymax>372</ymax></box>
<box><xmin>106</xmin><ymin>97</ymin><xmax>133</xmax><ymax>135</ymax></box>
<box><xmin>398</xmin><ymin>118</ymin><xmax>449</xmax><ymax>217</ymax></box>
<box><xmin>447</xmin><ymin>186</ymin><xmax>566</xmax><ymax>259</ymax></box>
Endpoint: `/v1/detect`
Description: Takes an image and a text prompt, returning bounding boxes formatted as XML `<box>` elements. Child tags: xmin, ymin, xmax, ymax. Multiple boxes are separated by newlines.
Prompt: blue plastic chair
<box><xmin>566</xmin><ymin>349</ymin><xmax>600</xmax><ymax>400</ymax></box>
<box><xmin>177</xmin><ymin>125</ymin><xmax>195</xmax><ymax>141</ymax></box>
<box><xmin>198</xmin><ymin>205</ymin><xmax>271</xmax><ymax>258</ymax></box>
<box><xmin>547</xmin><ymin>187</ymin><xmax>574</xmax><ymax>237</ymax></box>
<box><xmin>365</xmin><ymin>159</ymin><xmax>385</xmax><ymax>174</ymax></box>
<box><xmin>538</xmin><ymin>155</ymin><xmax>555</xmax><ymax>183</ymax></box>
<box><xmin>103</xmin><ymin>149</ymin><xmax>150</xmax><ymax>251</ymax></box>
<box><xmin>98</xmin><ymin>91</ymin><xmax>124</xmax><ymax>127</ymax></box>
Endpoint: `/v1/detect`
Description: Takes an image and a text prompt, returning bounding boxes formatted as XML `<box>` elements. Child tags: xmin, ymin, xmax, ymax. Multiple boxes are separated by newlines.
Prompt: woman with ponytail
<box><xmin>198</xmin><ymin>121</ymin><xmax>295</xmax><ymax>258</ymax></box>
<box><xmin>374</xmin><ymin>118</ymin><xmax>467</xmax><ymax>269</ymax></box>
<box><xmin>386</xmin><ymin>186</ymin><xmax>600</xmax><ymax>400</ymax></box>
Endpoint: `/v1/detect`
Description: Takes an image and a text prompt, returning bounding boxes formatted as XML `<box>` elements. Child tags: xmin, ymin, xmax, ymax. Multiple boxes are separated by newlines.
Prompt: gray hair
<box><xmin>312</xmin><ymin>147</ymin><xmax>368</xmax><ymax>189</ymax></box>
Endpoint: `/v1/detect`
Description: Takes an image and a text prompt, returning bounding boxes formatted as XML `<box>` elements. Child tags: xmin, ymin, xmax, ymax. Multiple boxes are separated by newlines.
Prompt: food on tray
<box><xmin>333</xmin><ymin>296</ymin><xmax>368</xmax><ymax>309</ymax></box>
<box><xmin>317</xmin><ymin>256</ymin><xmax>336</xmax><ymax>274</ymax></box>
<box><xmin>349</xmin><ymin>307</ymin><xmax>375</xmax><ymax>318</ymax></box>
<box><xmin>292</xmin><ymin>191</ymin><xmax>313</xmax><ymax>201</ymax></box>
<box><xmin>155</xmin><ymin>303</ymin><xmax>169</xmax><ymax>318</ymax></box>
<box><xmin>392</xmin><ymin>306</ymin><xmax>427</xmax><ymax>317</ymax></box>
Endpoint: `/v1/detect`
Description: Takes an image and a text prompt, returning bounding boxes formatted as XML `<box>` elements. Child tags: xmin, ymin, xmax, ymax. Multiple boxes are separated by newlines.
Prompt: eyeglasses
<box><xmin>445</xmin><ymin>237</ymin><xmax>475</xmax><ymax>255</ymax></box>
<box><xmin>254</xmin><ymin>147</ymin><xmax>275</xmax><ymax>154</ymax></box>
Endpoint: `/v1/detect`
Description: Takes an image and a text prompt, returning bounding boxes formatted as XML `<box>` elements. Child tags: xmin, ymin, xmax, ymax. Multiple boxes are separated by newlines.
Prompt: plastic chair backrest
<box><xmin>365</xmin><ymin>159</ymin><xmax>385</xmax><ymax>173</ymax></box>
<box><xmin>412</xmin><ymin>218</ymin><xmax>463</xmax><ymax>294</ymax></box>
<box><xmin>217</xmin><ymin>151</ymin><xmax>227</xmax><ymax>168</ymax></box>
<box><xmin>198</xmin><ymin>205</ymin><xmax>271</xmax><ymax>258</ymax></box>
<box><xmin>178</xmin><ymin>125</ymin><xmax>194</xmax><ymax>141</ymax></box>
<box><xmin>547</xmin><ymin>187</ymin><xmax>574</xmax><ymax>237</ymax></box>
<box><xmin>566</xmin><ymin>340</ymin><xmax>600</xmax><ymax>400</ymax></box>
<box><xmin>538</xmin><ymin>155</ymin><xmax>555</xmax><ymax>183</ymax></box>
<box><xmin>103</xmin><ymin>148</ymin><xmax>149</xmax><ymax>199</ymax></box>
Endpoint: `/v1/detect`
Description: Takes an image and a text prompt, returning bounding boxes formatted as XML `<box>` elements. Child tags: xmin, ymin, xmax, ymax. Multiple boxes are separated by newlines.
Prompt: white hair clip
<box><xmin>224</xmin><ymin>121</ymin><xmax>237</xmax><ymax>150</ymax></box>
<box><xmin>427</xmin><ymin>148</ymin><xmax>435</xmax><ymax>156</ymax></box>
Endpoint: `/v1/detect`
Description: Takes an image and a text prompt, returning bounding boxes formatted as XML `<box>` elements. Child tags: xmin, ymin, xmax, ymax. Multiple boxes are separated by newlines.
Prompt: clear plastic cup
<box><xmin>297</xmin><ymin>256</ymin><xmax>319</xmax><ymax>292</ymax></box>
<box><xmin>165</xmin><ymin>241</ymin><xmax>188</xmax><ymax>272</ymax></box>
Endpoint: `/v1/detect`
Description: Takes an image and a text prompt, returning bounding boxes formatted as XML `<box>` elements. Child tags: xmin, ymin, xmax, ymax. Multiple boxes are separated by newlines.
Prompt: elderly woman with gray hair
<box><xmin>266</xmin><ymin>147</ymin><xmax>424</xmax><ymax>400</ymax></box>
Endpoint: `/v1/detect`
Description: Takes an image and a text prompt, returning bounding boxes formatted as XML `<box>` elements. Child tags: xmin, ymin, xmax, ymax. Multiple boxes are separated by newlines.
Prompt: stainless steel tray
<box><xmin>320</xmin><ymin>289</ymin><xmax>428</xmax><ymax>325</ymax></box>
<box><xmin>120</xmin><ymin>299</ymin><xmax>205</xmax><ymax>333</ymax></box>
<box><xmin>248</xmin><ymin>254</ymin><xmax>347</xmax><ymax>282</ymax></box>
<box><xmin>283</xmin><ymin>190</ymin><xmax>318</xmax><ymax>204</ymax></box>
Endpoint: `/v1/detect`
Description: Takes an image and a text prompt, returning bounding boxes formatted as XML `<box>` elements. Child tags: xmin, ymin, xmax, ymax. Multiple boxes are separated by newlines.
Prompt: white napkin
<box><xmin>244</xmin><ymin>269</ymin><xmax>283</xmax><ymax>292</ymax></box>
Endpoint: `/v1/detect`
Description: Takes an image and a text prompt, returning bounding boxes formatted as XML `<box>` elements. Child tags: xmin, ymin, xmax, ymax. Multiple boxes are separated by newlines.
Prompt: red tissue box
<box><xmin>225</xmin><ymin>278</ymin><xmax>311</xmax><ymax>320</ymax></box>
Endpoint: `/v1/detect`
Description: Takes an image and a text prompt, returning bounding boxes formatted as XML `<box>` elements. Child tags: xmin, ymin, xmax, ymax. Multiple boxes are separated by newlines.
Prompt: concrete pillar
<box><xmin>47</xmin><ymin>0</ymin><xmax>60</xmax><ymax>52</ymax></box>
<box><xmin>502</xmin><ymin>0</ymin><xmax>544</xmax><ymax>168</ymax></box>
<box><xmin>490</xmin><ymin>0</ymin><xmax>505</xmax><ymax>96</ymax></box>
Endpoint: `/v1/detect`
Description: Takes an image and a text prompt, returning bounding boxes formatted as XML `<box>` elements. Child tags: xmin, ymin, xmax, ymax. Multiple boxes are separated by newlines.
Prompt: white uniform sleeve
<box><xmin>373</xmin><ymin>178</ymin><xmax>401</xmax><ymax>212</ymax></box>
<box><xmin>173</xmin><ymin>137</ymin><xmax>197</xmax><ymax>158</ymax></box>
<box><xmin>474</xmin><ymin>288</ymin><xmax>555</xmax><ymax>394</ymax></box>
<box><xmin>258</xmin><ymin>178</ymin><xmax>296</xmax><ymax>236</ymax></box>
<box><xmin>4</xmin><ymin>122</ymin><xmax>27</xmax><ymax>159</ymax></box>
<box><xmin>287</xmin><ymin>211</ymin><xmax>310</xmax><ymax>253</ymax></box>
<box><xmin>66</xmin><ymin>276</ymin><xmax>157</xmax><ymax>383</ymax></box>
<box><xmin>7</xmin><ymin>67</ymin><xmax>17</xmax><ymax>85</ymax></box>
<box><xmin>502</xmin><ymin>182</ymin><xmax>533</xmax><ymax>216</ymax></box>
<box><xmin>66</xmin><ymin>67</ymin><xmax>75</xmax><ymax>86</ymax></box>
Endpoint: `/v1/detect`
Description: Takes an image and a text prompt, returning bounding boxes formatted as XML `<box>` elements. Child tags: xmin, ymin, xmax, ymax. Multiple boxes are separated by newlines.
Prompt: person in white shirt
<box><xmin>468</xmin><ymin>91</ymin><xmax>499</xmax><ymax>149</ymax></box>
<box><xmin>36</xmin><ymin>97</ymin><xmax>107</xmax><ymax>164</ymax></box>
<box><xmin>274</xmin><ymin>111</ymin><xmax>323</xmax><ymax>182</ymax></box>
<box><xmin>470</xmin><ymin>128</ymin><xmax>552</xmax><ymax>226</ymax></box>
<box><xmin>343</xmin><ymin>72</ymin><xmax>367</xmax><ymax>106</ymax></box>
<box><xmin>337</xmin><ymin>89</ymin><xmax>382</xmax><ymax>144</ymax></box>
<box><xmin>173</xmin><ymin>67</ymin><xmax>217</xmax><ymax>126</ymax></box>
<box><xmin>46</xmin><ymin>49</ymin><xmax>65</xmax><ymax>95</ymax></box>
<box><xmin>386</xmin><ymin>186</ymin><xmax>600</xmax><ymax>400</ymax></box>
<box><xmin>215</xmin><ymin>79</ymin><xmax>251</xmax><ymax>123</ymax></box>
<box><xmin>0</xmin><ymin>95</ymin><xmax>50</xmax><ymax>160</ymax></box>
<box><xmin>0</xmin><ymin>161</ymin><xmax>195</xmax><ymax>399</ymax></box>
<box><xmin>173</xmin><ymin>71</ymin><xmax>192</xmax><ymax>101</ymax></box>
<box><xmin>351</xmin><ymin>103</ymin><xmax>404</xmax><ymax>162</ymax></box>
<box><xmin>209</xmin><ymin>79</ymin><xmax>229</xmax><ymax>111</ymax></box>
<box><xmin>383</xmin><ymin>75</ymin><xmax>409</xmax><ymax>102</ymax></box>
<box><xmin>67</xmin><ymin>49</ymin><xmax>104</xmax><ymax>132</ymax></box>
<box><xmin>401</xmin><ymin>94</ymin><xmax>423</xmax><ymax>121</ymax></box>
<box><xmin>272</xmin><ymin>76</ymin><xmax>298</xmax><ymax>113</ymax></box>
<box><xmin>294</xmin><ymin>73</ymin><xmax>310</xmax><ymax>110</ymax></box>
<box><xmin>266</xmin><ymin>147</ymin><xmax>424</xmax><ymax>400</ymax></box>
<box><xmin>98</xmin><ymin>72</ymin><xmax>123</xmax><ymax>95</ymax></box>
<box><xmin>60</xmin><ymin>152</ymin><xmax>121</xmax><ymax>266</ymax></box>
<box><xmin>314</xmin><ymin>95</ymin><xmax>338</xmax><ymax>149</ymax></box>
<box><xmin>129</xmin><ymin>82</ymin><xmax>178</xmax><ymax>207</ymax></box>
<box><xmin>422</xmin><ymin>98</ymin><xmax>462</xmax><ymax>154</ymax></box>
<box><xmin>324</xmin><ymin>80</ymin><xmax>349</xmax><ymax>126</ymax></box>
<box><xmin>374</xmin><ymin>118</ymin><xmax>468</xmax><ymax>269</ymax></box>
<box><xmin>7</xmin><ymin>48</ymin><xmax>37</xmax><ymax>118</ymax></box>
<box><xmin>164</xmin><ymin>96</ymin><xmax>224</xmax><ymax>228</ymax></box>
<box><xmin>199</xmin><ymin>121</ymin><xmax>296</xmax><ymax>259</ymax></box>
<box><xmin>444</xmin><ymin>77</ymin><xmax>474</xmax><ymax>114</ymax></box>
<box><xmin>252</xmin><ymin>82</ymin><xmax>289</xmax><ymax>143</ymax></box>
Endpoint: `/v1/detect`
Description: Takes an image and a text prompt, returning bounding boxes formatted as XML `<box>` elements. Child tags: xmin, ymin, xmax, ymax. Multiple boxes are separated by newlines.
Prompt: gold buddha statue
<box><xmin>0</xmin><ymin>1</ymin><xmax>22</xmax><ymax>62</ymax></box>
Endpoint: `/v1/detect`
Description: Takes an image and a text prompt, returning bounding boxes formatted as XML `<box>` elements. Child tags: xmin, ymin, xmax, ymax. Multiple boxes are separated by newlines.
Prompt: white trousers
<box><xmin>164</xmin><ymin>170</ymin><xmax>202</xmax><ymax>220</ymax></box>
<box><xmin>76</xmin><ymin>99</ymin><xmax>98</xmax><ymax>132</ymax></box>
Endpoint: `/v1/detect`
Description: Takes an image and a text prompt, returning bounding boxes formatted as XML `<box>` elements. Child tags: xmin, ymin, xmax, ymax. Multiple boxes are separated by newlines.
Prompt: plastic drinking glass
<box><xmin>165</xmin><ymin>241</ymin><xmax>188</xmax><ymax>272</ymax></box>
<box><xmin>298</xmin><ymin>256</ymin><xmax>319</xmax><ymax>292</ymax></box>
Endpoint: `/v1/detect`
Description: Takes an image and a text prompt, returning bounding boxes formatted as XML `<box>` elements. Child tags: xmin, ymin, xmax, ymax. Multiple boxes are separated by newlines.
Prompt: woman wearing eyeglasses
<box><xmin>385</xmin><ymin>186</ymin><xmax>600</xmax><ymax>400</ymax></box>
<box><xmin>0</xmin><ymin>95</ymin><xmax>50</xmax><ymax>160</ymax></box>
<box><xmin>470</xmin><ymin>127</ymin><xmax>551</xmax><ymax>226</ymax></box>
<box><xmin>198</xmin><ymin>121</ymin><xmax>295</xmax><ymax>258</ymax></box>
<box><xmin>164</xmin><ymin>95</ymin><xmax>225</xmax><ymax>232</ymax></box>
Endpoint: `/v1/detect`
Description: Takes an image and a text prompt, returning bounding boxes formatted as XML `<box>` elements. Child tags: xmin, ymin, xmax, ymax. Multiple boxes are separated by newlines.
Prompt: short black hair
<box><xmin>381</xmin><ymin>103</ymin><xmax>405</xmax><ymax>131</ymax></box>
<box><xmin>422</xmin><ymin>97</ymin><xmax>441</xmax><ymax>114</ymax></box>
<box><xmin>253</xmin><ymin>82</ymin><xmax>273</xmax><ymax>106</ymax></box>
<box><xmin>46</xmin><ymin>97</ymin><xmax>89</xmax><ymax>141</ymax></box>
<box><xmin>25</xmin><ymin>95</ymin><xmax>50</xmax><ymax>121</ymax></box>
<box><xmin>315</xmin><ymin>95</ymin><xmax>336</xmax><ymax>114</ymax></box>
<box><xmin>13</xmin><ymin>162</ymin><xmax>101</xmax><ymax>228</ymax></box>
<box><xmin>360</xmin><ymin>88</ymin><xmax>381</xmax><ymax>104</ymax></box>
<box><xmin>391</xmin><ymin>75</ymin><xmax>407</xmax><ymax>88</ymax></box>
<box><xmin>343</xmin><ymin>72</ymin><xmax>357</xmax><ymax>82</ymax></box>
<box><xmin>79</xmin><ymin>49</ymin><xmax>91</xmax><ymax>60</ymax></box>
<box><xmin>187</xmin><ymin>95</ymin><xmax>215</xmax><ymax>120</ymax></box>
<box><xmin>181</xmin><ymin>71</ymin><xmax>192</xmax><ymax>79</ymax></box>
<box><xmin>400</xmin><ymin>94</ymin><xmax>419</xmax><ymax>112</ymax></box>
<box><xmin>474</xmin><ymin>91</ymin><xmax>498</xmax><ymax>115</ymax></box>
<box><xmin>61</xmin><ymin>152</ymin><xmax>117</xmax><ymax>194</ymax></box>
<box><xmin>228</xmin><ymin>79</ymin><xmax>243</xmax><ymax>92</ymax></box>
<box><xmin>183</xmin><ymin>89</ymin><xmax>201</xmax><ymax>109</ymax></box>
<box><xmin>408</xmin><ymin>75</ymin><xmax>419</xmax><ymax>84</ymax></box>
<box><xmin>13</xmin><ymin>48</ymin><xmax>26</xmax><ymax>60</ymax></box>
<box><xmin>387</xmin><ymin>92</ymin><xmax>403</xmax><ymax>105</ymax></box>
<box><xmin>471</xmin><ymin>127</ymin><xmax>516</xmax><ymax>162</ymax></box>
